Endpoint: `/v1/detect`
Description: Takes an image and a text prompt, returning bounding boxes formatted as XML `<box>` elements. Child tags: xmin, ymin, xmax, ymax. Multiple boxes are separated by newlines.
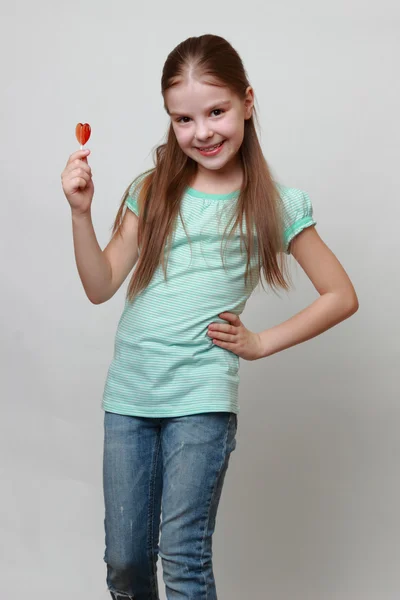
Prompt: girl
<box><xmin>61</xmin><ymin>34</ymin><xmax>358</xmax><ymax>600</ymax></box>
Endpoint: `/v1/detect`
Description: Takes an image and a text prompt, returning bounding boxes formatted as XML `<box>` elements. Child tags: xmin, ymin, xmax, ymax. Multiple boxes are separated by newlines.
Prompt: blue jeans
<box><xmin>102</xmin><ymin>410</ymin><xmax>238</xmax><ymax>600</ymax></box>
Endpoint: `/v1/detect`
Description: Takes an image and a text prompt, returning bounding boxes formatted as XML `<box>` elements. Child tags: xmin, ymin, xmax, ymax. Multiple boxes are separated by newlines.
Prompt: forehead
<box><xmin>165</xmin><ymin>78</ymin><xmax>236</xmax><ymax>114</ymax></box>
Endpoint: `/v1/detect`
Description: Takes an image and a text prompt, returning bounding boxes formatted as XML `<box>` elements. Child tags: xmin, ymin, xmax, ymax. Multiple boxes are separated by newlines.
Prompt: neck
<box><xmin>190</xmin><ymin>164</ymin><xmax>243</xmax><ymax>194</ymax></box>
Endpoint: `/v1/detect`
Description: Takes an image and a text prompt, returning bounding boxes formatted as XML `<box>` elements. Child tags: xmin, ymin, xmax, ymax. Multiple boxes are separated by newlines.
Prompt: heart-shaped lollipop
<box><xmin>76</xmin><ymin>123</ymin><xmax>91</xmax><ymax>147</ymax></box>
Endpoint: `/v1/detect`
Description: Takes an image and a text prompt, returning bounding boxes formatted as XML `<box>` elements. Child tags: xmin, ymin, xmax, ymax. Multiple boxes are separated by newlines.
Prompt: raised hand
<box><xmin>61</xmin><ymin>149</ymin><xmax>94</xmax><ymax>216</ymax></box>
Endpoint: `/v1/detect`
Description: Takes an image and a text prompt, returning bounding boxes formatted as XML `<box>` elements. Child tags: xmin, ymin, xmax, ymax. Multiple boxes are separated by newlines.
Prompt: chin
<box><xmin>200</xmin><ymin>162</ymin><xmax>228</xmax><ymax>171</ymax></box>
<box><xmin>189</xmin><ymin>153</ymin><xmax>230</xmax><ymax>168</ymax></box>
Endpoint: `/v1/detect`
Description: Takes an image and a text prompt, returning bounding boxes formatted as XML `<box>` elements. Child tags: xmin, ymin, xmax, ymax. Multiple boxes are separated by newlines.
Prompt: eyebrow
<box><xmin>167</xmin><ymin>100</ymin><xmax>231</xmax><ymax>117</ymax></box>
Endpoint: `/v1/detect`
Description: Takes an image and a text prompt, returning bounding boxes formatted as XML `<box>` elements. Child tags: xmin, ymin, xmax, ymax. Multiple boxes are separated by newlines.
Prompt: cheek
<box><xmin>223</xmin><ymin>116</ymin><xmax>244</xmax><ymax>140</ymax></box>
<box><xmin>173</xmin><ymin>127</ymin><xmax>193</xmax><ymax>149</ymax></box>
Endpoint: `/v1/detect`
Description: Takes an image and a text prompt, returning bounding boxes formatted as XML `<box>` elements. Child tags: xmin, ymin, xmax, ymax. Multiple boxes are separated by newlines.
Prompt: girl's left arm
<box><xmin>258</xmin><ymin>226</ymin><xmax>359</xmax><ymax>358</ymax></box>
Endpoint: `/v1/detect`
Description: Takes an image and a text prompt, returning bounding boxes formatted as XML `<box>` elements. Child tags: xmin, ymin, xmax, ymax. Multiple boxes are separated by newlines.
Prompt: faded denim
<box><xmin>103</xmin><ymin>410</ymin><xmax>238</xmax><ymax>600</ymax></box>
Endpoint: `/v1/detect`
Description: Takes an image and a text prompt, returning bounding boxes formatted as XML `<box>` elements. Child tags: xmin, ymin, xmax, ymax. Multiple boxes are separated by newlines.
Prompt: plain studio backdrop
<box><xmin>1</xmin><ymin>1</ymin><xmax>399</xmax><ymax>599</ymax></box>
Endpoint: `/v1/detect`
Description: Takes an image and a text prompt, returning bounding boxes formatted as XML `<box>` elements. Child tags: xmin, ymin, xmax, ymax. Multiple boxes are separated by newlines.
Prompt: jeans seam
<box><xmin>199</xmin><ymin>412</ymin><xmax>233</xmax><ymax>600</ymax></box>
<box><xmin>147</xmin><ymin>427</ymin><xmax>162</xmax><ymax>600</ymax></box>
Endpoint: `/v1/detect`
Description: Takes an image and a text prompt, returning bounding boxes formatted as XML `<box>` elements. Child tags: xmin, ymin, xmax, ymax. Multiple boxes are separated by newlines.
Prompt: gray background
<box><xmin>1</xmin><ymin>0</ymin><xmax>399</xmax><ymax>598</ymax></box>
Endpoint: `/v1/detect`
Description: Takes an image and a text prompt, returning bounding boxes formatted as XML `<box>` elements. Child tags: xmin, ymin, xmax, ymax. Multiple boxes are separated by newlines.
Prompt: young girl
<box><xmin>61</xmin><ymin>34</ymin><xmax>358</xmax><ymax>600</ymax></box>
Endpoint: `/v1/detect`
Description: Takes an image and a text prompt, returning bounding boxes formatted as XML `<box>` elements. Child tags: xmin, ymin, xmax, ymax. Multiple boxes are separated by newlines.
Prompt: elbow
<box><xmin>88</xmin><ymin>295</ymin><xmax>103</xmax><ymax>305</ymax></box>
<box><xmin>89</xmin><ymin>297</ymin><xmax>103</xmax><ymax>305</ymax></box>
<box><xmin>87</xmin><ymin>292</ymin><xmax>108</xmax><ymax>305</ymax></box>
<box><xmin>87</xmin><ymin>288</ymin><xmax>116</xmax><ymax>304</ymax></box>
<box><xmin>321</xmin><ymin>289</ymin><xmax>359</xmax><ymax>319</ymax></box>
<box><xmin>343</xmin><ymin>291</ymin><xmax>359</xmax><ymax>317</ymax></box>
<box><xmin>352</xmin><ymin>296</ymin><xmax>360</xmax><ymax>314</ymax></box>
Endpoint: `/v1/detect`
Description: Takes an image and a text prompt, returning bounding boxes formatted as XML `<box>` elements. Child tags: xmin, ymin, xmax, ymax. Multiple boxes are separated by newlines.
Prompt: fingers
<box><xmin>208</xmin><ymin>323</ymin><xmax>237</xmax><ymax>335</ymax></box>
<box><xmin>62</xmin><ymin>149</ymin><xmax>92</xmax><ymax>179</ymax></box>
<box><xmin>65</xmin><ymin>149</ymin><xmax>91</xmax><ymax>171</ymax></box>
<box><xmin>74</xmin><ymin>176</ymin><xmax>90</xmax><ymax>189</ymax></box>
<box><xmin>71</xmin><ymin>170</ymin><xmax>91</xmax><ymax>185</ymax></box>
<box><xmin>61</xmin><ymin>164</ymin><xmax>92</xmax><ymax>185</ymax></box>
<box><xmin>68</xmin><ymin>149</ymin><xmax>90</xmax><ymax>163</ymax></box>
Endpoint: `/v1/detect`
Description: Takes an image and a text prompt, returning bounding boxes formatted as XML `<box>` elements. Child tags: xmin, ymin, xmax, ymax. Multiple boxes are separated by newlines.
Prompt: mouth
<box><xmin>195</xmin><ymin>140</ymin><xmax>225</xmax><ymax>156</ymax></box>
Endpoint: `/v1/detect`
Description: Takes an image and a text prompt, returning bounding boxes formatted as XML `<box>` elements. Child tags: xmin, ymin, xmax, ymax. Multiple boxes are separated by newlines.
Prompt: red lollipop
<box><xmin>76</xmin><ymin>123</ymin><xmax>91</xmax><ymax>148</ymax></box>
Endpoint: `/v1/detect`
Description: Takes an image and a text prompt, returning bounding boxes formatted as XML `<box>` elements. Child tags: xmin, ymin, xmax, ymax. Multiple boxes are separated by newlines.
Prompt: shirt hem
<box><xmin>102</xmin><ymin>399</ymin><xmax>239</xmax><ymax>418</ymax></box>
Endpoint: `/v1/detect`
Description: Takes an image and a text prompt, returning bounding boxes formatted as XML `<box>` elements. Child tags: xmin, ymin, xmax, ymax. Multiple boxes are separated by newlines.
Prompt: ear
<box><xmin>244</xmin><ymin>86</ymin><xmax>254</xmax><ymax>120</ymax></box>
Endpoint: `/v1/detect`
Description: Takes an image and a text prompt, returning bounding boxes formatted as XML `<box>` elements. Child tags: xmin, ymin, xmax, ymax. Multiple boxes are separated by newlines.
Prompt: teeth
<box><xmin>199</xmin><ymin>142</ymin><xmax>222</xmax><ymax>151</ymax></box>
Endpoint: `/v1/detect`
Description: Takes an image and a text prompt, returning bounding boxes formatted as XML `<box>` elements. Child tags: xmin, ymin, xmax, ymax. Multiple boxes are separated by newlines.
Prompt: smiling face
<box><xmin>165</xmin><ymin>77</ymin><xmax>254</xmax><ymax>179</ymax></box>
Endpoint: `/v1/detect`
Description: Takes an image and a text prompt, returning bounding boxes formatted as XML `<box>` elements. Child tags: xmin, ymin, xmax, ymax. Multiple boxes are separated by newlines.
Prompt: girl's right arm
<box><xmin>61</xmin><ymin>149</ymin><xmax>139</xmax><ymax>304</ymax></box>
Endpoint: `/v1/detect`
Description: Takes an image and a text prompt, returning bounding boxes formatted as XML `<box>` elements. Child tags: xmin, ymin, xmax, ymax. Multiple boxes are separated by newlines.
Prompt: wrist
<box><xmin>258</xmin><ymin>329</ymin><xmax>275</xmax><ymax>358</ymax></box>
<box><xmin>71</xmin><ymin>208</ymin><xmax>92</xmax><ymax>222</ymax></box>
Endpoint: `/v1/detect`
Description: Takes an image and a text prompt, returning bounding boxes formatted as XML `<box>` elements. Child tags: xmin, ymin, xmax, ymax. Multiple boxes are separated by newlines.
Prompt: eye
<box><xmin>175</xmin><ymin>109</ymin><xmax>225</xmax><ymax>124</ymax></box>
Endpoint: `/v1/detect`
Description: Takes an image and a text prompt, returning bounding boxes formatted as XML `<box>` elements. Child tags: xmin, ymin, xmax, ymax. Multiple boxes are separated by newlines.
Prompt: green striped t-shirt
<box><xmin>102</xmin><ymin>180</ymin><xmax>316</xmax><ymax>417</ymax></box>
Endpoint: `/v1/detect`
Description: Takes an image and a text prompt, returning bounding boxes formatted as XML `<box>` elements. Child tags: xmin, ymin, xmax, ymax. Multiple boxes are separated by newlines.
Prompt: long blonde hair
<box><xmin>112</xmin><ymin>34</ymin><xmax>292</xmax><ymax>302</ymax></box>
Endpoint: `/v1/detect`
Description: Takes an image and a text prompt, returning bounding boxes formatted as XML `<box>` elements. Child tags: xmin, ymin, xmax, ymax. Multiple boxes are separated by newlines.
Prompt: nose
<box><xmin>194</xmin><ymin>121</ymin><xmax>213</xmax><ymax>143</ymax></box>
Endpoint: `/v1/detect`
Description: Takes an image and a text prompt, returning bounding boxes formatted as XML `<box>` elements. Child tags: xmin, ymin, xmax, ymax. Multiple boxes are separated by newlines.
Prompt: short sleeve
<box><xmin>277</xmin><ymin>184</ymin><xmax>317</xmax><ymax>254</ymax></box>
<box><xmin>125</xmin><ymin>172</ymin><xmax>148</xmax><ymax>216</ymax></box>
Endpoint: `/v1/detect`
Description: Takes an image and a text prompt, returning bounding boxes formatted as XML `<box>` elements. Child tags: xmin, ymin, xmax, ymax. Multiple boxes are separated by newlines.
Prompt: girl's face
<box><xmin>165</xmin><ymin>78</ymin><xmax>254</xmax><ymax>177</ymax></box>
